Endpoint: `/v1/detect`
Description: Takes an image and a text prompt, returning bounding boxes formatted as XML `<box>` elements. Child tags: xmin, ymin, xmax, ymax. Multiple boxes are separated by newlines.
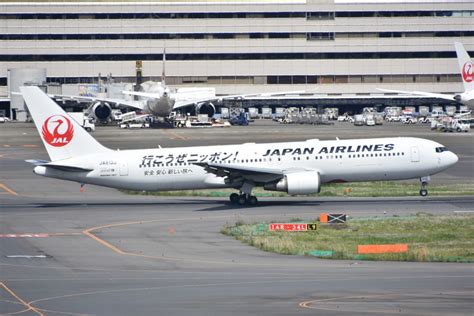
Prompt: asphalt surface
<box><xmin>1</xmin><ymin>121</ymin><xmax>473</xmax><ymax>315</ymax></box>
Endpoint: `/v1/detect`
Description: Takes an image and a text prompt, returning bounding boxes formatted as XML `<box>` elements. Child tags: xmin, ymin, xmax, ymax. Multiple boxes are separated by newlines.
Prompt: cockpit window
<box><xmin>435</xmin><ymin>147</ymin><xmax>449</xmax><ymax>153</ymax></box>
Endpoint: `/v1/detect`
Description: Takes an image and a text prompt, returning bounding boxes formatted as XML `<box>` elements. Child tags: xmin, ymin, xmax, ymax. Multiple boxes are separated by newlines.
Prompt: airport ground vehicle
<box><xmin>386</xmin><ymin>116</ymin><xmax>401</xmax><ymax>122</ymax></box>
<box><xmin>434</xmin><ymin>118</ymin><xmax>470</xmax><ymax>133</ymax></box>
<box><xmin>374</xmin><ymin>114</ymin><xmax>384</xmax><ymax>125</ymax></box>
<box><xmin>67</xmin><ymin>112</ymin><xmax>95</xmax><ymax>132</ymax></box>
<box><xmin>354</xmin><ymin>114</ymin><xmax>364</xmax><ymax>126</ymax></box>
<box><xmin>337</xmin><ymin>114</ymin><xmax>354</xmax><ymax>122</ymax></box>
<box><xmin>431</xmin><ymin>110</ymin><xmax>447</xmax><ymax>118</ymax></box>
<box><xmin>119</xmin><ymin>121</ymin><xmax>150</xmax><ymax>129</ymax></box>
<box><xmin>229</xmin><ymin>112</ymin><xmax>249</xmax><ymax>126</ymax></box>
<box><xmin>365</xmin><ymin>117</ymin><xmax>376</xmax><ymax>126</ymax></box>
<box><xmin>401</xmin><ymin>115</ymin><xmax>417</xmax><ymax>124</ymax></box>
<box><xmin>261</xmin><ymin>107</ymin><xmax>272</xmax><ymax>119</ymax></box>
<box><xmin>453</xmin><ymin>120</ymin><xmax>470</xmax><ymax>132</ymax></box>
<box><xmin>117</xmin><ymin>111</ymin><xmax>150</xmax><ymax>129</ymax></box>
<box><xmin>0</xmin><ymin>115</ymin><xmax>10</xmax><ymax>123</ymax></box>
<box><xmin>21</xmin><ymin>86</ymin><xmax>459</xmax><ymax>205</ymax></box>
<box><xmin>418</xmin><ymin>117</ymin><xmax>432</xmax><ymax>124</ymax></box>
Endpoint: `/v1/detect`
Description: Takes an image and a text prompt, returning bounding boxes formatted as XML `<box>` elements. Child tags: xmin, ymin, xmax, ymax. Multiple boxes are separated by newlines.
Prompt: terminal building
<box><xmin>0</xmin><ymin>0</ymin><xmax>473</xmax><ymax>119</ymax></box>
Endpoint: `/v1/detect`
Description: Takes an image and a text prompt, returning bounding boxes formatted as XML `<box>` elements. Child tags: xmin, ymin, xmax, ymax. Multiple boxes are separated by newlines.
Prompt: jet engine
<box><xmin>264</xmin><ymin>171</ymin><xmax>321</xmax><ymax>195</ymax></box>
<box><xmin>92</xmin><ymin>102</ymin><xmax>112</xmax><ymax>122</ymax></box>
<box><xmin>196</xmin><ymin>102</ymin><xmax>216</xmax><ymax>117</ymax></box>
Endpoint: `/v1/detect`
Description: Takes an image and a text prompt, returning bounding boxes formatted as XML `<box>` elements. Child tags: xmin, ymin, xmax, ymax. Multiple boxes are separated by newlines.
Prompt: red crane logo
<box><xmin>462</xmin><ymin>61</ymin><xmax>473</xmax><ymax>83</ymax></box>
<box><xmin>42</xmin><ymin>115</ymin><xmax>74</xmax><ymax>147</ymax></box>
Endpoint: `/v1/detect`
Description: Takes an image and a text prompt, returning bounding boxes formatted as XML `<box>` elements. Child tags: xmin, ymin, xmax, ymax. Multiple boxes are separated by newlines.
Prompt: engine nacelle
<box><xmin>264</xmin><ymin>171</ymin><xmax>321</xmax><ymax>195</ymax></box>
<box><xmin>92</xmin><ymin>102</ymin><xmax>112</xmax><ymax>122</ymax></box>
<box><xmin>196</xmin><ymin>102</ymin><xmax>216</xmax><ymax>117</ymax></box>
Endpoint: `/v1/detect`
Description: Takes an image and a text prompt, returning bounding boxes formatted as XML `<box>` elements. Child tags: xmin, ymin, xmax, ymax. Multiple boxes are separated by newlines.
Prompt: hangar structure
<box><xmin>0</xmin><ymin>0</ymin><xmax>473</xmax><ymax>118</ymax></box>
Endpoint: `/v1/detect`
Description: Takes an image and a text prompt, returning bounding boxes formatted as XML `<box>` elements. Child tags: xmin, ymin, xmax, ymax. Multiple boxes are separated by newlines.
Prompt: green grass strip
<box><xmin>221</xmin><ymin>214</ymin><xmax>474</xmax><ymax>262</ymax></box>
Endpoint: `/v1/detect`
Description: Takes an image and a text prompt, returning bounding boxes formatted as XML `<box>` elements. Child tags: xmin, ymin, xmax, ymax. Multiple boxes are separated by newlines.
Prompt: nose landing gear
<box><xmin>419</xmin><ymin>176</ymin><xmax>430</xmax><ymax>197</ymax></box>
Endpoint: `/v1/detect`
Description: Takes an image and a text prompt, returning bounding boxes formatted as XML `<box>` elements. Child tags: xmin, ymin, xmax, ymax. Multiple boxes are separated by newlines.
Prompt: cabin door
<box><xmin>410</xmin><ymin>146</ymin><xmax>420</xmax><ymax>162</ymax></box>
<box><xmin>119</xmin><ymin>161</ymin><xmax>129</xmax><ymax>176</ymax></box>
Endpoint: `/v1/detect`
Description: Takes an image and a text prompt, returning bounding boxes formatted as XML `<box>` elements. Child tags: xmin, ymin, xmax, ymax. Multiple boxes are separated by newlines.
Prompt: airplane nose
<box><xmin>448</xmin><ymin>152</ymin><xmax>459</xmax><ymax>166</ymax></box>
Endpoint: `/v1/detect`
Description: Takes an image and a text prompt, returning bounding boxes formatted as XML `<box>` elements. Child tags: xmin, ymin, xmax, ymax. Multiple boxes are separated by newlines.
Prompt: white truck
<box><xmin>248</xmin><ymin>107</ymin><xmax>259</xmax><ymax>119</ymax></box>
<box><xmin>435</xmin><ymin>117</ymin><xmax>470</xmax><ymax>133</ymax></box>
<box><xmin>354</xmin><ymin>114</ymin><xmax>364</xmax><ymax>126</ymax></box>
<box><xmin>261</xmin><ymin>107</ymin><xmax>272</xmax><ymax>119</ymax></box>
<box><xmin>67</xmin><ymin>112</ymin><xmax>95</xmax><ymax>132</ymax></box>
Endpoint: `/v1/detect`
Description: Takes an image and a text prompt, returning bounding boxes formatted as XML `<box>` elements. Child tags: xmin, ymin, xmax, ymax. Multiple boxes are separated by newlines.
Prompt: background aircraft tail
<box><xmin>161</xmin><ymin>47</ymin><xmax>166</xmax><ymax>86</ymax></box>
<box><xmin>20</xmin><ymin>86</ymin><xmax>111</xmax><ymax>162</ymax></box>
<box><xmin>454</xmin><ymin>42</ymin><xmax>473</xmax><ymax>92</ymax></box>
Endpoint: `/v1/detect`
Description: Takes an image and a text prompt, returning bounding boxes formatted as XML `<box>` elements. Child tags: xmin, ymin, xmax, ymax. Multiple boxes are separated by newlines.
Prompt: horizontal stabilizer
<box><xmin>25</xmin><ymin>159</ymin><xmax>50</xmax><ymax>166</ymax></box>
<box><xmin>25</xmin><ymin>160</ymin><xmax>93</xmax><ymax>172</ymax></box>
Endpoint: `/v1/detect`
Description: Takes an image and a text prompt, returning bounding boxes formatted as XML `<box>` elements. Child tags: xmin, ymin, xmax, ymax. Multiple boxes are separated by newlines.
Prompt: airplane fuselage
<box><xmin>458</xmin><ymin>90</ymin><xmax>474</xmax><ymax>109</ymax></box>
<box><xmin>33</xmin><ymin>137</ymin><xmax>458</xmax><ymax>193</ymax></box>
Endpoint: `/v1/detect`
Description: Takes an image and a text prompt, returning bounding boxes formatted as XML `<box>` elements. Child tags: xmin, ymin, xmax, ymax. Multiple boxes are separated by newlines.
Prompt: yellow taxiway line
<box><xmin>0</xmin><ymin>183</ymin><xmax>18</xmax><ymax>196</ymax></box>
<box><xmin>164</xmin><ymin>130</ymin><xmax>187</xmax><ymax>141</ymax></box>
<box><xmin>0</xmin><ymin>282</ymin><xmax>44</xmax><ymax>316</ymax></box>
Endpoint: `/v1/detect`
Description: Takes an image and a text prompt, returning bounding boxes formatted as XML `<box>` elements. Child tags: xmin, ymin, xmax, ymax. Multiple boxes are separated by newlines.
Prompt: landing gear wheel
<box><xmin>247</xmin><ymin>196</ymin><xmax>258</xmax><ymax>206</ymax></box>
<box><xmin>237</xmin><ymin>195</ymin><xmax>247</xmax><ymax>206</ymax></box>
<box><xmin>419</xmin><ymin>177</ymin><xmax>430</xmax><ymax>197</ymax></box>
<box><xmin>229</xmin><ymin>193</ymin><xmax>240</xmax><ymax>204</ymax></box>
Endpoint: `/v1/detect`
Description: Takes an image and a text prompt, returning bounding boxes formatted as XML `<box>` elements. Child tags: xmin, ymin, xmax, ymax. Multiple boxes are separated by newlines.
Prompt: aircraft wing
<box><xmin>376</xmin><ymin>89</ymin><xmax>456</xmax><ymax>102</ymax></box>
<box><xmin>50</xmin><ymin>94</ymin><xmax>144</xmax><ymax>110</ymax></box>
<box><xmin>194</xmin><ymin>162</ymin><xmax>311</xmax><ymax>184</ymax></box>
<box><xmin>221</xmin><ymin>90</ymin><xmax>308</xmax><ymax>100</ymax></box>
<box><xmin>171</xmin><ymin>90</ymin><xmax>308</xmax><ymax>110</ymax></box>
<box><xmin>244</xmin><ymin>93</ymin><xmax>428</xmax><ymax>100</ymax></box>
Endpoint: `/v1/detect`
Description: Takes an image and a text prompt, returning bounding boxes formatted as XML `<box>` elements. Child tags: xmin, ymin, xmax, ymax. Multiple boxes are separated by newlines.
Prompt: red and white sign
<box><xmin>269</xmin><ymin>223</ymin><xmax>308</xmax><ymax>232</ymax></box>
<box><xmin>42</xmin><ymin>115</ymin><xmax>74</xmax><ymax>147</ymax></box>
<box><xmin>462</xmin><ymin>61</ymin><xmax>473</xmax><ymax>83</ymax></box>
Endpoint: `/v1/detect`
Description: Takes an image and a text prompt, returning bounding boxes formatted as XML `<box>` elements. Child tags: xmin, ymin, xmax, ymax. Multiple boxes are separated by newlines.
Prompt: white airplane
<box><xmin>51</xmin><ymin>51</ymin><xmax>304</xmax><ymax>121</ymax></box>
<box><xmin>121</xmin><ymin>49</ymin><xmax>307</xmax><ymax>118</ymax></box>
<box><xmin>21</xmin><ymin>86</ymin><xmax>458</xmax><ymax>205</ymax></box>
<box><xmin>378</xmin><ymin>42</ymin><xmax>474</xmax><ymax>110</ymax></box>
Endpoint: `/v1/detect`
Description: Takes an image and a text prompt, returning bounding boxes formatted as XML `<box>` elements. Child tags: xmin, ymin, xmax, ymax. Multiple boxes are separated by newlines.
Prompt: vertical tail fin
<box><xmin>20</xmin><ymin>86</ymin><xmax>110</xmax><ymax>162</ymax></box>
<box><xmin>161</xmin><ymin>47</ymin><xmax>166</xmax><ymax>86</ymax></box>
<box><xmin>454</xmin><ymin>42</ymin><xmax>473</xmax><ymax>92</ymax></box>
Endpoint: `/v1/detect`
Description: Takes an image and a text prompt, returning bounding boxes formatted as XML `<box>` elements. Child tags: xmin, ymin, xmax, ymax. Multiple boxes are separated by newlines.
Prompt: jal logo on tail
<box><xmin>462</xmin><ymin>61</ymin><xmax>473</xmax><ymax>83</ymax></box>
<box><xmin>42</xmin><ymin>115</ymin><xmax>74</xmax><ymax>147</ymax></box>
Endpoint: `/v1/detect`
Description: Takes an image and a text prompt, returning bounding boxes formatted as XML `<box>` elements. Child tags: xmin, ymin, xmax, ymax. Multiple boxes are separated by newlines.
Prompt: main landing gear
<box><xmin>229</xmin><ymin>193</ymin><xmax>258</xmax><ymax>206</ymax></box>
<box><xmin>229</xmin><ymin>181</ymin><xmax>258</xmax><ymax>206</ymax></box>
<box><xmin>419</xmin><ymin>176</ymin><xmax>430</xmax><ymax>197</ymax></box>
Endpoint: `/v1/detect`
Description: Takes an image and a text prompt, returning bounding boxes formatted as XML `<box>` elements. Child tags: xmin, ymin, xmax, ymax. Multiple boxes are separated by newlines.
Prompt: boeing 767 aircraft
<box><xmin>21</xmin><ymin>86</ymin><xmax>458</xmax><ymax>205</ymax></box>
